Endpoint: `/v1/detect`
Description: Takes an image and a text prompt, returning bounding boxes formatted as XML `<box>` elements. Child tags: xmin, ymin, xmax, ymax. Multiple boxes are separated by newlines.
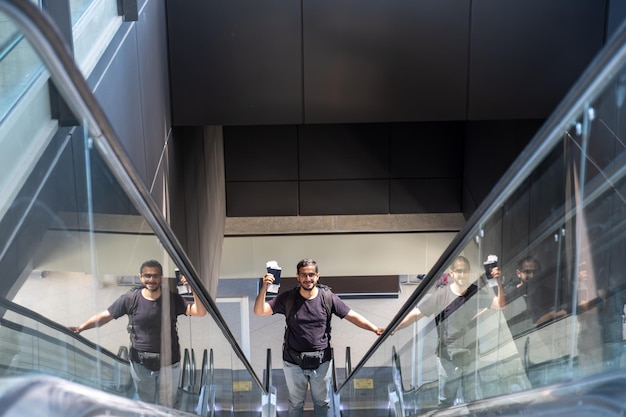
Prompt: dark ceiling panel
<box><xmin>303</xmin><ymin>0</ymin><xmax>470</xmax><ymax>124</ymax></box>
<box><xmin>226</xmin><ymin>181</ymin><xmax>299</xmax><ymax>217</ymax></box>
<box><xmin>464</xmin><ymin>120</ymin><xmax>543</xmax><ymax>205</ymax></box>
<box><xmin>390</xmin><ymin>178</ymin><xmax>462</xmax><ymax>213</ymax></box>
<box><xmin>468</xmin><ymin>0</ymin><xmax>607</xmax><ymax>120</ymax></box>
<box><xmin>224</xmin><ymin>125</ymin><xmax>299</xmax><ymax>181</ymax></box>
<box><xmin>300</xmin><ymin>180</ymin><xmax>389</xmax><ymax>215</ymax></box>
<box><xmin>166</xmin><ymin>0</ymin><xmax>302</xmax><ymax>125</ymax></box>
<box><xmin>299</xmin><ymin>124</ymin><xmax>390</xmax><ymax>180</ymax></box>
<box><xmin>389</xmin><ymin>122</ymin><xmax>465</xmax><ymax>178</ymax></box>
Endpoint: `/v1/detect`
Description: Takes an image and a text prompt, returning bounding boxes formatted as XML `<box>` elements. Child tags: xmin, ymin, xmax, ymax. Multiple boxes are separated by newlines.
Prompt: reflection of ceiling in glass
<box><xmin>32</xmin><ymin>230</ymin><xmax>167</xmax><ymax>277</ymax></box>
<box><xmin>57</xmin><ymin>212</ymin><xmax>152</xmax><ymax>234</ymax></box>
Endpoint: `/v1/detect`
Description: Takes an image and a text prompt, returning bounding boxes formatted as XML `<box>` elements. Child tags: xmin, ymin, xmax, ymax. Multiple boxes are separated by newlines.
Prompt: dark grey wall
<box><xmin>166</xmin><ymin>0</ymin><xmax>606</xmax><ymax>126</ymax></box>
<box><xmin>468</xmin><ymin>0</ymin><xmax>606</xmax><ymax>120</ymax></box>
<box><xmin>302</xmin><ymin>0</ymin><xmax>470</xmax><ymax>124</ymax></box>
<box><xmin>462</xmin><ymin>119</ymin><xmax>546</xmax><ymax>216</ymax></box>
<box><xmin>223</xmin><ymin>121</ymin><xmax>541</xmax><ymax>217</ymax></box>
<box><xmin>166</xmin><ymin>0</ymin><xmax>302</xmax><ymax>125</ymax></box>
<box><xmin>88</xmin><ymin>0</ymin><xmax>170</xmax><ymax>201</ymax></box>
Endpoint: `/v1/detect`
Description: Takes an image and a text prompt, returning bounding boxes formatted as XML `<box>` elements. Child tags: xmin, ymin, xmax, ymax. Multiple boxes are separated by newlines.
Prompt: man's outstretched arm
<box><xmin>344</xmin><ymin>310</ymin><xmax>384</xmax><ymax>335</ymax></box>
<box><xmin>68</xmin><ymin>310</ymin><xmax>113</xmax><ymax>334</ymax></box>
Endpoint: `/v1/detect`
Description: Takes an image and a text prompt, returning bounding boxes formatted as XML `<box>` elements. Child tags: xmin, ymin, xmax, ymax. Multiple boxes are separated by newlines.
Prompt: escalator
<box><xmin>0</xmin><ymin>297</ymin><xmax>133</xmax><ymax>396</ymax></box>
<box><xmin>0</xmin><ymin>266</ymin><xmax>264</xmax><ymax>416</ymax></box>
<box><xmin>4</xmin><ymin>0</ymin><xmax>626</xmax><ymax>416</ymax></box>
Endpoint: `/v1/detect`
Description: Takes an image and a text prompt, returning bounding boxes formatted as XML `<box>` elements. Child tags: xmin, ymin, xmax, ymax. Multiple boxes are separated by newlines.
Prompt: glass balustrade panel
<box><xmin>345</xmin><ymin>45</ymin><xmax>626</xmax><ymax>417</ymax></box>
<box><xmin>0</xmin><ymin>15</ymin><xmax>263</xmax><ymax>415</ymax></box>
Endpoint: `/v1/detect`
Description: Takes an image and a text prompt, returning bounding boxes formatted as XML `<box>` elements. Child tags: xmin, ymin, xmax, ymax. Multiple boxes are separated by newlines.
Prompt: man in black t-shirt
<box><xmin>397</xmin><ymin>256</ymin><xmax>505</xmax><ymax>406</ymax></box>
<box><xmin>69</xmin><ymin>260</ymin><xmax>206</xmax><ymax>407</ymax></box>
<box><xmin>504</xmin><ymin>256</ymin><xmax>567</xmax><ymax>329</ymax></box>
<box><xmin>254</xmin><ymin>259</ymin><xmax>383</xmax><ymax>417</ymax></box>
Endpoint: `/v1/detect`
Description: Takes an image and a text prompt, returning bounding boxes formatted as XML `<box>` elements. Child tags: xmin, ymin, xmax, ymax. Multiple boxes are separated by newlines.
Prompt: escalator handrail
<box><xmin>338</xmin><ymin>15</ymin><xmax>626</xmax><ymax>392</ymax></box>
<box><xmin>181</xmin><ymin>348</ymin><xmax>192</xmax><ymax>388</ymax></box>
<box><xmin>200</xmin><ymin>348</ymin><xmax>209</xmax><ymax>387</ymax></box>
<box><xmin>331</xmin><ymin>347</ymin><xmax>337</xmax><ymax>393</ymax></box>
<box><xmin>209</xmin><ymin>348</ymin><xmax>214</xmax><ymax>389</ymax></box>
<box><xmin>264</xmin><ymin>348</ymin><xmax>272</xmax><ymax>392</ymax></box>
<box><xmin>0</xmin><ymin>0</ymin><xmax>265</xmax><ymax>394</ymax></box>
<box><xmin>0</xmin><ymin>316</ymin><xmax>129</xmax><ymax>375</ymax></box>
<box><xmin>0</xmin><ymin>297</ymin><xmax>123</xmax><ymax>363</ymax></box>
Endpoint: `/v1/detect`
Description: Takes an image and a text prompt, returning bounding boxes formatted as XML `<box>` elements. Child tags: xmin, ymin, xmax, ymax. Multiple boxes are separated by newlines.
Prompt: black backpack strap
<box><xmin>317</xmin><ymin>284</ymin><xmax>334</xmax><ymax>340</ymax></box>
<box><xmin>283</xmin><ymin>284</ymin><xmax>334</xmax><ymax>346</ymax></box>
<box><xmin>284</xmin><ymin>284</ymin><xmax>333</xmax><ymax>320</ymax></box>
<box><xmin>317</xmin><ymin>284</ymin><xmax>333</xmax><ymax>320</ymax></box>
<box><xmin>283</xmin><ymin>287</ymin><xmax>299</xmax><ymax>346</ymax></box>
<box><xmin>283</xmin><ymin>286</ymin><xmax>298</xmax><ymax>321</ymax></box>
<box><xmin>125</xmin><ymin>286</ymin><xmax>142</xmax><ymax>347</ymax></box>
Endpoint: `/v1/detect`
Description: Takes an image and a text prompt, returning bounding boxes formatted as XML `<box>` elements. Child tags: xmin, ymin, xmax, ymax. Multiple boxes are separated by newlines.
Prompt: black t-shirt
<box><xmin>418</xmin><ymin>282</ymin><xmax>493</xmax><ymax>352</ymax></box>
<box><xmin>505</xmin><ymin>275</ymin><xmax>562</xmax><ymax>325</ymax></box>
<box><xmin>108</xmin><ymin>289</ymin><xmax>188</xmax><ymax>363</ymax></box>
<box><xmin>269</xmin><ymin>289</ymin><xmax>350</xmax><ymax>352</ymax></box>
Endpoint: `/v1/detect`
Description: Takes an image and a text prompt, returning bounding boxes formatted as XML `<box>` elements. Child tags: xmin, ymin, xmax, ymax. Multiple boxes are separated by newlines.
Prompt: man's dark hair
<box><xmin>296</xmin><ymin>258</ymin><xmax>318</xmax><ymax>274</ymax></box>
<box><xmin>452</xmin><ymin>255</ymin><xmax>470</xmax><ymax>269</ymax></box>
<box><xmin>140</xmin><ymin>259</ymin><xmax>163</xmax><ymax>275</ymax></box>
<box><xmin>517</xmin><ymin>256</ymin><xmax>541</xmax><ymax>271</ymax></box>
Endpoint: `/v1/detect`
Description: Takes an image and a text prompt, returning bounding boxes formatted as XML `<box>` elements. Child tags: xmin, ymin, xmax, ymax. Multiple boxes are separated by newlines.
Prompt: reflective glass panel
<box><xmin>0</xmin><ymin>9</ymin><xmax>263</xmax><ymax>416</ymax></box>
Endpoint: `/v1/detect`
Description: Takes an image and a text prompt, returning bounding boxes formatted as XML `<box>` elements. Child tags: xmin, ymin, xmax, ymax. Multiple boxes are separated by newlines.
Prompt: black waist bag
<box><xmin>131</xmin><ymin>348</ymin><xmax>161</xmax><ymax>371</ymax></box>
<box><xmin>284</xmin><ymin>345</ymin><xmax>330</xmax><ymax>370</ymax></box>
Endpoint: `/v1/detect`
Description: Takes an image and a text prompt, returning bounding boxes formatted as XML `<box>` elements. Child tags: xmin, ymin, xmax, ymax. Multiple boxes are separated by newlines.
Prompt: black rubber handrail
<box><xmin>200</xmin><ymin>348</ymin><xmax>209</xmax><ymax>388</ymax></box>
<box><xmin>0</xmin><ymin>297</ymin><xmax>121</xmax><ymax>362</ymax></box>
<box><xmin>264</xmin><ymin>348</ymin><xmax>272</xmax><ymax>392</ymax></box>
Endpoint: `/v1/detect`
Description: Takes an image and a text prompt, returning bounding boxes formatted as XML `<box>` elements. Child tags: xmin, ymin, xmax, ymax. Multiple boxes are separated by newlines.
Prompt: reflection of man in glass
<box><xmin>69</xmin><ymin>260</ymin><xmax>207</xmax><ymax>407</ymax></box>
<box><xmin>505</xmin><ymin>256</ymin><xmax>566</xmax><ymax>327</ymax></box>
<box><xmin>397</xmin><ymin>256</ymin><xmax>505</xmax><ymax>406</ymax></box>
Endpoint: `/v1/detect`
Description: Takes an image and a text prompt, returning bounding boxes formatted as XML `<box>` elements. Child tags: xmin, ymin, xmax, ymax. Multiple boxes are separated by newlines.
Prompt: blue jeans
<box><xmin>282</xmin><ymin>360</ymin><xmax>332</xmax><ymax>417</ymax></box>
<box><xmin>130</xmin><ymin>360</ymin><xmax>181</xmax><ymax>408</ymax></box>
